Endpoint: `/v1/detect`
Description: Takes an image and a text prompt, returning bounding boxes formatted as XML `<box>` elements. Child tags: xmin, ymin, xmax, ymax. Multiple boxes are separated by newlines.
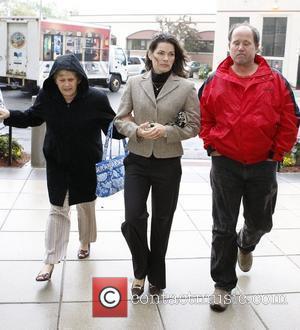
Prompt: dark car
<box><xmin>186</xmin><ymin>61</ymin><xmax>201</xmax><ymax>78</ymax></box>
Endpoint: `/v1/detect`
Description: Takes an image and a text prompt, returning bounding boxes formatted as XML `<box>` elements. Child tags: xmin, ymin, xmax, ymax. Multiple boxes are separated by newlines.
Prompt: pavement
<box><xmin>0</xmin><ymin>159</ymin><xmax>300</xmax><ymax>329</ymax></box>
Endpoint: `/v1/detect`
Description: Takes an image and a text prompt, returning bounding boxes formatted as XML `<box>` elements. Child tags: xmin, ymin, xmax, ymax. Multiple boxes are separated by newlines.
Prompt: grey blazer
<box><xmin>115</xmin><ymin>71</ymin><xmax>200</xmax><ymax>158</ymax></box>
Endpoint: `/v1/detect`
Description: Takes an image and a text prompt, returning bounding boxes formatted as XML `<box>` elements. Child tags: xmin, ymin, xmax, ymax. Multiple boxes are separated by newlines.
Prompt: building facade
<box><xmin>71</xmin><ymin>1</ymin><xmax>300</xmax><ymax>87</ymax></box>
<box><xmin>214</xmin><ymin>0</ymin><xmax>300</xmax><ymax>88</ymax></box>
<box><xmin>70</xmin><ymin>13</ymin><xmax>216</xmax><ymax>66</ymax></box>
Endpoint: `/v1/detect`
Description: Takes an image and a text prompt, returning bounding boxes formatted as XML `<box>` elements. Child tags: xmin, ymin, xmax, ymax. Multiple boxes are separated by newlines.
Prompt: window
<box><xmin>129</xmin><ymin>39</ymin><xmax>148</xmax><ymax>50</ymax></box>
<box><xmin>43</xmin><ymin>35</ymin><xmax>63</xmax><ymax>61</ymax></box>
<box><xmin>262</xmin><ymin>17</ymin><xmax>287</xmax><ymax>57</ymax></box>
<box><xmin>84</xmin><ymin>37</ymin><xmax>100</xmax><ymax>61</ymax></box>
<box><xmin>43</xmin><ymin>35</ymin><xmax>52</xmax><ymax>61</ymax></box>
<box><xmin>114</xmin><ymin>48</ymin><xmax>126</xmax><ymax>65</ymax></box>
<box><xmin>266</xmin><ymin>59</ymin><xmax>283</xmax><ymax>73</ymax></box>
<box><xmin>128</xmin><ymin>57</ymin><xmax>141</xmax><ymax>65</ymax></box>
<box><xmin>229</xmin><ymin>17</ymin><xmax>250</xmax><ymax>30</ymax></box>
<box><xmin>185</xmin><ymin>40</ymin><xmax>214</xmax><ymax>53</ymax></box>
<box><xmin>73</xmin><ymin>37</ymin><xmax>82</xmax><ymax>61</ymax></box>
<box><xmin>53</xmin><ymin>35</ymin><xmax>63</xmax><ymax>59</ymax></box>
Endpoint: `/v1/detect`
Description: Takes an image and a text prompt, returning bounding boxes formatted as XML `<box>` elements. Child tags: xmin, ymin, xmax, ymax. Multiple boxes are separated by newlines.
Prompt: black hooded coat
<box><xmin>4</xmin><ymin>54</ymin><xmax>123</xmax><ymax>206</ymax></box>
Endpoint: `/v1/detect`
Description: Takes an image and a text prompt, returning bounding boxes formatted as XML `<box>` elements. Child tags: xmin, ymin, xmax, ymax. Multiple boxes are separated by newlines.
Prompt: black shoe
<box><xmin>149</xmin><ymin>283</ymin><xmax>162</xmax><ymax>296</ymax></box>
<box><xmin>131</xmin><ymin>278</ymin><xmax>145</xmax><ymax>298</ymax></box>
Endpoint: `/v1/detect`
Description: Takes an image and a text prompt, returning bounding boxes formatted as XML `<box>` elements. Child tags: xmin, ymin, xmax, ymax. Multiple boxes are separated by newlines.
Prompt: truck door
<box><xmin>110</xmin><ymin>47</ymin><xmax>128</xmax><ymax>83</ymax></box>
<box><xmin>7</xmin><ymin>23</ymin><xmax>27</xmax><ymax>77</ymax></box>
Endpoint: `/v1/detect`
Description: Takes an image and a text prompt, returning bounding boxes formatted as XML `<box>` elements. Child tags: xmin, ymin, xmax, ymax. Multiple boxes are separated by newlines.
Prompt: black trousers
<box><xmin>210</xmin><ymin>156</ymin><xmax>278</xmax><ymax>291</ymax></box>
<box><xmin>122</xmin><ymin>153</ymin><xmax>182</xmax><ymax>289</ymax></box>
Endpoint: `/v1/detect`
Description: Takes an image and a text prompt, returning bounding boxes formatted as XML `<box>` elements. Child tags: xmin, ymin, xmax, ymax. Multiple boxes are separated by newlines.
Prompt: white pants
<box><xmin>44</xmin><ymin>192</ymin><xmax>97</xmax><ymax>264</ymax></box>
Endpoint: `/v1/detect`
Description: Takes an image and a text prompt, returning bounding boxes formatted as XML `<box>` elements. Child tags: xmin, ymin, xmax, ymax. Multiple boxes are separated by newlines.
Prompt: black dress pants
<box><xmin>210</xmin><ymin>156</ymin><xmax>278</xmax><ymax>291</ymax></box>
<box><xmin>122</xmin><ymin>153</ymin><xmax>182</xmax><ymax>289</ymax></box>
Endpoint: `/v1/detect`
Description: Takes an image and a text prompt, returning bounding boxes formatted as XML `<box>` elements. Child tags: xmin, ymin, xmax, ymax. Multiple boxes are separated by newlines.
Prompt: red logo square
<box><xmin>92</xmin><ymin>277</ymin><xmax>128</xmax><ymax>317</ymax></box>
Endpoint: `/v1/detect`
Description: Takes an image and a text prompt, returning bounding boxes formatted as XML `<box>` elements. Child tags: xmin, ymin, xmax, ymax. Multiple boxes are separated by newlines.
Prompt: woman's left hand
<box><xmin>144</xmin><ymin>123</ymin><xmax>166</xmax><ymax>140</ymax></box>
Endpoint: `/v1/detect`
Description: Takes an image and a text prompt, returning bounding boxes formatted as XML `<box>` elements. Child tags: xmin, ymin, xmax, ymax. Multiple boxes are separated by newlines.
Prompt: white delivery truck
<box><xmin>0</xmin><ymin>17</ymin><xmax>128</xmax><ymax>93</ymax></box>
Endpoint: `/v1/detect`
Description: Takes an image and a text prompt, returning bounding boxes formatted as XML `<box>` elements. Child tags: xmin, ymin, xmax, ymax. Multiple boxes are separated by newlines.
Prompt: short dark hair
<box><xmin>228</xmin><ymin>22</ymin><xmax>260</xmax><ymax>46</ymax></box>
<box><xmin>145</xmin><ymin>32</ymin><xmax>188</xmax><ymax>78</ymax></box>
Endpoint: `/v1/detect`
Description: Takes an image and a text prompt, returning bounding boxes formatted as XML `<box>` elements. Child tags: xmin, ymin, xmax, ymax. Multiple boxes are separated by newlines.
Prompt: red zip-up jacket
<box><xmin>199</xmin><ymin>55</ymin><xmax>299</xmax><ymax>164</ymax></box>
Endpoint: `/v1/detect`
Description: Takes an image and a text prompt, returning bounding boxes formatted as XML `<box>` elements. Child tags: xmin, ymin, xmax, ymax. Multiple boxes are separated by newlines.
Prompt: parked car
<box><xmin>127</xmin><ymin>56</ymin><xmax>146</xmax><ymax>76</ymax></box>
<box><xmin>186</xmin><ymin>61</ymin><xmax>201</xmax><ymax>78</ymax></box>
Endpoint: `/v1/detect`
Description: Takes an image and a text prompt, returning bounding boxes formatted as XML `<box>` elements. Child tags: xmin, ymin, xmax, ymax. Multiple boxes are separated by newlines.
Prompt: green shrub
<box><xmin>0</xmin><ymin>134</ymin><xmax>23</xmax><ymax>160</ymax></box>
<box><xmin>198</xmin><ymin>64</ymin><xmax>212</xmax><ymax>79</ymax></box>
<box><xmin>282</xmin><ymin>152</ymin><xmax>296</xmax><ymax>167</ymax></box>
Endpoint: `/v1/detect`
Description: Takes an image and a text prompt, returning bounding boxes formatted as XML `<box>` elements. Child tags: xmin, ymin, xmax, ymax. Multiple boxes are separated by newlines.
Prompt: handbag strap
<box><xmin>102</xmin><ymin>121</ymin><xmax>127</xmax><ymax>160</ymax></box>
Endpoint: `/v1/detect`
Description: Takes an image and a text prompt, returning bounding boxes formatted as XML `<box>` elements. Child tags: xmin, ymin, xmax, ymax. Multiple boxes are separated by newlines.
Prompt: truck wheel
<box><xmin>109</xmin><ymin>74</ymin><xmax>121</xmax><ymax>92</ymax></box>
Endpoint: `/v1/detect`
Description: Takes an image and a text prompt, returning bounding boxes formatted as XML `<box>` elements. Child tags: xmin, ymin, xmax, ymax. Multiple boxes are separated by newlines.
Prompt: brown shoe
<box><xmin>209</xmin><ymin>288</ymin><xmax>231</xmax><ymax>312</ymax></box>
<box><xmin>238</xmin><ymin>248</ymin><xmax>253</xmax><ymax>272</ymax></box>
<box><xmin>78</xmin><ymin>243</ymin><xmax>90</xmax><ymax>259</ymax></box>
<box><xmin>36</xmin><ymin>264</ymin><xmax>54</xmax><ymax>282</ymax></box>
<box><xmin>131</xmin><ymin>278</ymin><xmax>145</xmax><ymax>298</ymax></box>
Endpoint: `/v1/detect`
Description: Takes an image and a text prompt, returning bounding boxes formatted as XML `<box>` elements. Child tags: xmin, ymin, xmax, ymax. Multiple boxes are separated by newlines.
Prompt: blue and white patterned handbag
<box><xmin>95</xmin><ymin>122</ymin><xmax>127</xmax><ymax>197</ymax></box>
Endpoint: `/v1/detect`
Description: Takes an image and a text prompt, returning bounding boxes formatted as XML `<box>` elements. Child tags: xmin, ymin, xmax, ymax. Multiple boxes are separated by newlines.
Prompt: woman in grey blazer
<box><xmin>115</xmin><ymin>33</ymin><xmax>200</xmax><ymax>298</ymax></box>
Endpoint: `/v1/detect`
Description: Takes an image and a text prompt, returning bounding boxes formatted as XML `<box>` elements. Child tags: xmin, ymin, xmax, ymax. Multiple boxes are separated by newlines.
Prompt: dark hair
<box><xmin>228</xmin><ymin>22</ymin><xmax>260</xmax><ymax>46</ymax></box>
<box><xmin>145</xmin><ymin>32</ymin><xmax>188</xmax><ymax>78</ymax></box>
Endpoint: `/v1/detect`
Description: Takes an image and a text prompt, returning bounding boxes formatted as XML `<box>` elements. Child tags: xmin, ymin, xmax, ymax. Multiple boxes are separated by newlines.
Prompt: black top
<box><xmin>151</xmin><ymin>70</ymin><xmax>172</xmax><ymax>98</ymax></box>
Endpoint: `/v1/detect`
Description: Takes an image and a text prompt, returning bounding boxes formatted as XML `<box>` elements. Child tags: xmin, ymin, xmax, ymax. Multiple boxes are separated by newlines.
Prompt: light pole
<box><xmin>39</xmin><ymin>0</ymin><xmax>43</xmax><ymax>19</ymax></box>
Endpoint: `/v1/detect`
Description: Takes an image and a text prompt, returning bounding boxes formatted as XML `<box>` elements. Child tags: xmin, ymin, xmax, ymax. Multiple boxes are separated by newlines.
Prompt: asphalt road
<box><xmin>0</xmin><ymin>83</ymin><xmax>208</xmax><ymax>160</ymax></box>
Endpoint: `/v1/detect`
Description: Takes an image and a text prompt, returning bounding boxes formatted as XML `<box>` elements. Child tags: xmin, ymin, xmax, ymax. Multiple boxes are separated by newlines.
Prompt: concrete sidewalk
<box><xmin>0</xmin><ymin>159</ymin><xmax>300</xmax><ymax>329</ymax></box>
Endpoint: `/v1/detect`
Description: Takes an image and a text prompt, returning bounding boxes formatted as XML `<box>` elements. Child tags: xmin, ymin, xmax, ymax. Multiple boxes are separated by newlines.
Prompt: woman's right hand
<box><xmin>0</xmin><ymin>106</ymin><xmax>10</xmax><ymax>122</ymax></box>
<box><xmin>136</xmin><ymin>122</ymin><xmax>166</xmax><ymax>140</ymax></box>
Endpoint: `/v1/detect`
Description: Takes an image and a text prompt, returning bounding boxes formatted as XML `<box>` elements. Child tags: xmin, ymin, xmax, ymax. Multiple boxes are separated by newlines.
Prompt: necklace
<box><xmin>152</xmin><ymin>81</ymin><xmax>163</xmax><ymax>92</ymax></box>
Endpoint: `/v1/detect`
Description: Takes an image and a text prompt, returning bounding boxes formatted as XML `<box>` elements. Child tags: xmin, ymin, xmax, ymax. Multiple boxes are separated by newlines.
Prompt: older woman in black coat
<box><xmin>0</xmin><ymin>54</ymin><xmax>123</xmax><ymax>281</ymax></box>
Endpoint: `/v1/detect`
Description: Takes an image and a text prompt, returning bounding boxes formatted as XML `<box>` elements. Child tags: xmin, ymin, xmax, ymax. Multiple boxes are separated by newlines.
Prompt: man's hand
<box><xmin>137</xmin><ymin>122</ymin><xmax>166</xmax><ymax>140</ymax></box>
<box><xmin>0</xmin><ymin>106</ymin><xmax>10</xmax><ymax>122</ymax></box>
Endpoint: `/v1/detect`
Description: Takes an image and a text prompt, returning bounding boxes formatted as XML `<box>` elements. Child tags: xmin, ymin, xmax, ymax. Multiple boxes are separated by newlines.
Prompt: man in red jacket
<box><xmin>199</xmin><ymin>23</ymin><xmax>299</xmax><ymax>312</ymax></box>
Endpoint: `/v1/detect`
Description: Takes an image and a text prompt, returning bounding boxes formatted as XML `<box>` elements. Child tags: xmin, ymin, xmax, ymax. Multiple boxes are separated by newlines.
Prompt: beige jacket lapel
<box><xmin>140</xmin><ymin>72</ymin><xmax>180</xmax><ymax>105</ymax></box>
<box><xmin>157</xmin><ymin>74</ymin><xmax>180</xmax><ymax>101</ymax></box>
<box><xmin>140</xmin><ymin>71</ymin><xmax>156</xmax><ymax>106</ymax></box>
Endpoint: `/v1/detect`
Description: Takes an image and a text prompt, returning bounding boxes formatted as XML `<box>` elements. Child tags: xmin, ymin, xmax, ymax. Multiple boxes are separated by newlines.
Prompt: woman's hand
<box><xmin>137</xmin><ymin>122</ymin><xmax>166</xmax><ymax>140</ymax></box>
<box><xmin>0</xmin><ymin>106</ymin><xmax>10</xmax><ymax>122</ymax></box>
